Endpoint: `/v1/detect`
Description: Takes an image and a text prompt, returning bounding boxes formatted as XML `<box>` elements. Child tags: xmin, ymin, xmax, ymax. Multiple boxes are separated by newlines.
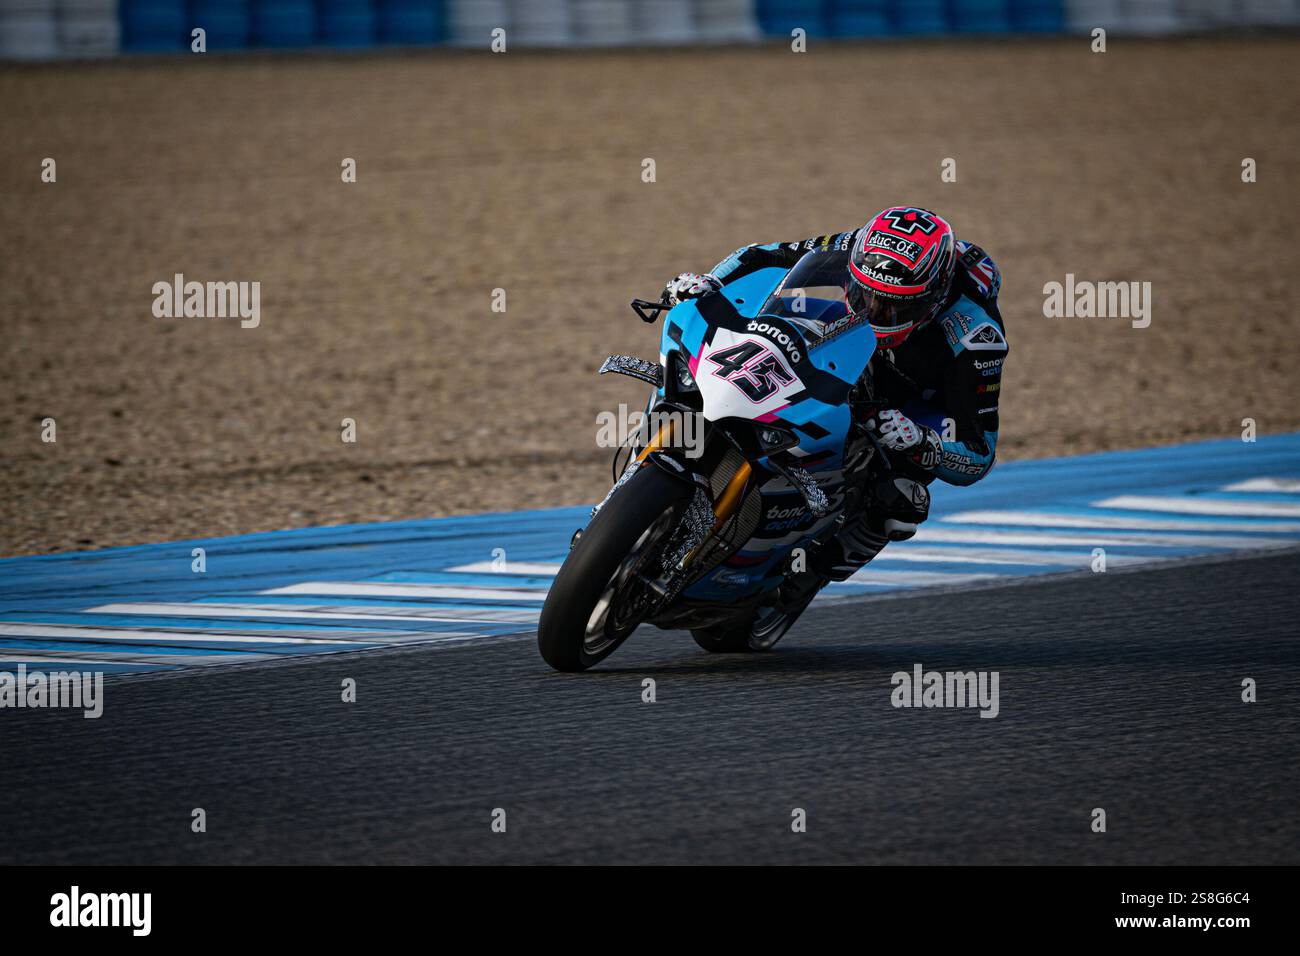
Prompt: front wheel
<box><xmin>538</xmin><ymin>465</ymin><xmax>691</xmax><ymax>672</ymax></box>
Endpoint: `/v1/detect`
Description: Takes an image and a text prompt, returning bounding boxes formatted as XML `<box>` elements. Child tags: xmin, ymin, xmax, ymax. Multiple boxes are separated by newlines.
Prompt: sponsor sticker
<box><xmin>746</xmin><ymin>320</ymin><xmax>803</xmax><ymax>364</ymax></box>
<box><xmin>961</xmin><ymin>323</ymin><xmax>1007</xmax><ymax>351</ymax></box>
<box><xmin>866</xmin><ymin>230</ymin><xmax>923</xmax><ymax>263</ymax></box>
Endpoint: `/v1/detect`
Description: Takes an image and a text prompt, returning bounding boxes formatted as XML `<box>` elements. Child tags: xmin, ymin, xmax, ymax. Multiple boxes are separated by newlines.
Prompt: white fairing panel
<box><xmin>695</xmin><ymin>328</ymin><xmax>805</xmax><ymax>422</ymax></box>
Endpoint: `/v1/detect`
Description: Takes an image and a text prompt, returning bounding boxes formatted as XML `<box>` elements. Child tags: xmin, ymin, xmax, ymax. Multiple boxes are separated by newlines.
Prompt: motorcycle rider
<box><xmin>662</xmin><ymin>206</ymin><xmax>1007</xmax><ymax>584</ymax></box>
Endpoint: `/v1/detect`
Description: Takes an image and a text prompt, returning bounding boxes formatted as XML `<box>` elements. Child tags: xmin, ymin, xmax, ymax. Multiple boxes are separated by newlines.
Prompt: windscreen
<box><xmin>757</xmin><ymin>250</ymin><xmax>858</xmax><ymax>347</ymax></box>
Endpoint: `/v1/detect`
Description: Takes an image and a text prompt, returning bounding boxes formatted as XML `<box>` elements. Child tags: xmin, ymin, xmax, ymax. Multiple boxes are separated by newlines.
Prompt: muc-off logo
<box><xmin>746</xmin><ymin>321</ymin><xmax>802</xmax><ymax>364</ymax></box>
<box><xmin>880</xmin><ymin>207</ymin><xmax>939</xmax><ymax>235</ymax></box>
<box><xmin>866</xmin><ymin>230</ymin><xmax>922</xmax><ymax>263</ymax></box>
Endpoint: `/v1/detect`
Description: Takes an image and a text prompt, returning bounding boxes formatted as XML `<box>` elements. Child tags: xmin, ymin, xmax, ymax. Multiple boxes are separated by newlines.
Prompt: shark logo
<box><xmin>961</xmin><ymin>323</ymin><xmax>1007</xmax><ymax>351</ymax></box>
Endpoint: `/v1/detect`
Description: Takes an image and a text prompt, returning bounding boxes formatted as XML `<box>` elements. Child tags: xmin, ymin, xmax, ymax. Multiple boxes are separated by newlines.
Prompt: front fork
<box><xmin>589</xmin><ymin>413</ymin><xmax>753</xmax><ymax>607</ymax></box>
<box><xmin>639</xmin><ymin>416</ymin><xmax>752</xmax><ymax>573</ymax></box>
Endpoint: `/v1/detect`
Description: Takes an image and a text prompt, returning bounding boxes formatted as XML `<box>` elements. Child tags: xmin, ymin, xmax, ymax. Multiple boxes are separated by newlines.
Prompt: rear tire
<box><xmin>538</xmin><ymin>465</ymin><xmax>691</xmax><ymax>672</ymax></box>
<box><xmin>691</xmin><ymin>591</ymin><xmax>816</xmax><ymax>654</ymax></box>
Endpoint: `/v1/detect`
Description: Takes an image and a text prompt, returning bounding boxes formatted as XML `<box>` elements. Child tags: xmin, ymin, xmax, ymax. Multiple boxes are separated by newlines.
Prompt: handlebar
<box><xmin>630</xmin><ymin>298</ymin><xmax>673</xmax><ymax>324</ymax></box>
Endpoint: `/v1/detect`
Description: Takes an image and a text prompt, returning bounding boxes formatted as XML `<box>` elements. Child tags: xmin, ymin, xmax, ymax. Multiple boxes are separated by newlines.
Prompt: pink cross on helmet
<box><xmin>847</xmin><ymin>206</ymin><xmax>957</xmax><ymax>349</ymax></box>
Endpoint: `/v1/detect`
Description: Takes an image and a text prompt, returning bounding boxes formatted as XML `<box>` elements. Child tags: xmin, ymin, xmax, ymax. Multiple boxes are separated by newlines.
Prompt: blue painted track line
<box><xmin>0</xmin><ymin>640</ymin><xmax>272</xmax><ymax>660</ymax></box>
<box><xmin>371</xmin><ymin>570</ymin><xmax>568</xmax><ymax>589</ymax></box>
<box><xmin>1</xmin><ymin>432</ymin><xmax>1297</xmax><ymax>674</ymax></box>
<box><xmin>0</xmin><ymin>659</ymin><xmax>176</xmax><ymax>674</ymax></box>
<box><xmin>0</xmin><ymin>611</ymin><xmax>438</xmax><ymax>634</ymax></box>
<box><xmin>194</xmin><ymin>594</ymin><xmax>539</xmax><ymax>613</ymax></box>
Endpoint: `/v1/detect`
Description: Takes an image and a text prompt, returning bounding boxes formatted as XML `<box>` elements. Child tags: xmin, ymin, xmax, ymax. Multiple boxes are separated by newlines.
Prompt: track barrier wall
<box><xmin>1</xmin><ymin>1</ymin><xmax>1296</xmax><ymax>60</ymax></box>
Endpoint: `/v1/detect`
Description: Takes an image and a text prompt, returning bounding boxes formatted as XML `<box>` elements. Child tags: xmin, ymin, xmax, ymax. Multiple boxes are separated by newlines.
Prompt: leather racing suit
<box><xmin>702</xmin><ymin>231</ymin><xmax>1008</xmax><ymax>580</ymax></box>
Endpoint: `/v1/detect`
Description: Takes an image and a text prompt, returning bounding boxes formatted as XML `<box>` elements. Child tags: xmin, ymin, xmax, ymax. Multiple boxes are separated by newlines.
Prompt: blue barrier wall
<box><xmin>0</xmin><ymin>1</ymin><xmax>1294</xmax><ymax>60</ymax></box>
<box><xmin>318</xmin><ymin>0</ymin><xmax>376</xmax><ymax>46</ymax></box>
<box><xmin>119</xmin><ymin>0</ymin><xmax>187</xmax><ymax>52</ymax></box>
<box><xmin>376</xmin><ymin>0</ymin><xmax>445</xmax><ymax>45</ymax></box>
<box><xmin>115</xmin><ymin>1</ymin><xmax>448</xmax><ymax>51</ymax></box>
<box><xmin>189</xmin><ymin>1</ymin><xmax>251</xmax><ymax>50</ymax></box>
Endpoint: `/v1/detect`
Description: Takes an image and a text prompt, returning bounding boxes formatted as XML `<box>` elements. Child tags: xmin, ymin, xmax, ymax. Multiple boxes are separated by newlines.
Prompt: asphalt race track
<box><xmin>3</xmin><ymin>547</ymin><xmax>1296</xmax><ymax>865</ymax></box>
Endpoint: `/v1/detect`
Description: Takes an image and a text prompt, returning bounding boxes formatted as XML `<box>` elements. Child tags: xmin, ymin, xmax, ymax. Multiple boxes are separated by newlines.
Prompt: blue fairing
<box><xmin>659</xmin><ymin>267</ymin><xmax>874</xmax><ymax>395</ymax></box>
<box><xmin>653</xmin><ymin>268</ymin><xmax>876</xmax><ymax>602</ymax></box>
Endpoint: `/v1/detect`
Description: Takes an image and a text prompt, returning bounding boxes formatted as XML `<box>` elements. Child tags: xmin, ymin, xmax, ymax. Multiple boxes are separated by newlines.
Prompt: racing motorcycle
<box><xmin>537</xmin><ymin>254</ymin><xmax>918</xmax><ymax>672</ymax></box>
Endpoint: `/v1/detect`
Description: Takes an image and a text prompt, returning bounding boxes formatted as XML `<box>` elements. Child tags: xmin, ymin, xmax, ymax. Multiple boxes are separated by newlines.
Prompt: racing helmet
<box><xmin>846</xmin><ymin>206</ymin><xmax>956</xmax><ymax>349</ymax></box>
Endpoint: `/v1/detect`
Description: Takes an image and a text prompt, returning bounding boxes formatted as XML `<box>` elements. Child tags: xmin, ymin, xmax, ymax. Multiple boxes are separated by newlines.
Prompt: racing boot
<box><xmin>808</xmin><ymin>475</ymin><xmax>931</xmax><ymax>582</ymax></box>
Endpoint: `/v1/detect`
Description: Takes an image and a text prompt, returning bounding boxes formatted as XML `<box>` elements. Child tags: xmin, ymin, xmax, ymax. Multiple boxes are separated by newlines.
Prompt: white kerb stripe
<box><xmin>1221</xmin><ymin>478</ymin><xmax>1300</xmax><ymax>493</ymax></box>
<box><xmin>1095</xmin><ymin>495</ymin><xmax>1300</xmax><ymax>518</ymax></box>
<box><xmin>0</xmin><ymin>624</ymin><xmax>361</xmax><ymax>646</ymax></box>
<box><xmin>87</xmin><ymin>603</ymin><xmax>534</xmax><ymax>626</ymax></box>
<box><xmin>877</xmin><ymin>545</ymin><xmax>1154</xmax><ymax>567</ymax></box>
<box><xmin>939</xmin><ymin>510</ymin><xmax>1300</xmax><ymax>533</ymax></box>
<box><xmin>0</xmin><ymin>646</ymin><xmax>267</xmax><ymax>665</ymax></box>
<box><xmin>844</xmin><ymin>569</ymin><xmax>999</xmax><ymax>587</ymax></box>
<box><xmin>915</xmin><ymin>527</ymin><xmax>1293</xmax><ymax>550</ymax></box>
<box><xmin>445</xmin><ymin>561</ymin><xmax>564</xmax><ymax>576</ymax></box>
<box><xmin>462</xmin><ymin>545</ymin><xmax>1155</xmax><ymax>571</ymax></box>
<box><xmin>0</xmin><ymin>654</ymin><xmax>160</xmax><ymax>667</ymax></box>
<box><xmin>263</xmin><ymin>582</ymin><xmax>549</xmax><ymax>602</ymax></box>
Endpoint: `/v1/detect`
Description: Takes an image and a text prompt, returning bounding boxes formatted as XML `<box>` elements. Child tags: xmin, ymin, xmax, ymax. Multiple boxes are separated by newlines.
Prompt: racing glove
<box><xmin>867</xmin><ymin>409</ymin><xmax>943</xmax><ymax>471</ymax></box>
<box><xmin>663</xmin><ymin>272</ymin><xmax>722</xmax><ymax>306</ymax></box>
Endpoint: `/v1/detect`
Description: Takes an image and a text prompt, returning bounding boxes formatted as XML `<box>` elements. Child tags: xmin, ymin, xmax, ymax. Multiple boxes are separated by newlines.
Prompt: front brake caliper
<box><xmin>643</xmin><ymin>485</ymin><xmax>715</xmax><ymax>605</ymax></box>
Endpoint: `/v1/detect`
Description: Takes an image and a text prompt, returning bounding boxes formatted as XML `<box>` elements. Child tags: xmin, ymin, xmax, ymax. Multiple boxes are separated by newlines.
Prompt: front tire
<box><xmin>538</xmin><ymin>465</ymin><xmax>691</xmax><ymax>672</ymax></box>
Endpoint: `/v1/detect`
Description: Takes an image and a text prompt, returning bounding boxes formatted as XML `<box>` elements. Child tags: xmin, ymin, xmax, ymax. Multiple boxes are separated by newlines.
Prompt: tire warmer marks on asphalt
<box><xmin>1</xmin><ymin>433</ymin><xmax>1298</xmax><ymax>674</ymax></box>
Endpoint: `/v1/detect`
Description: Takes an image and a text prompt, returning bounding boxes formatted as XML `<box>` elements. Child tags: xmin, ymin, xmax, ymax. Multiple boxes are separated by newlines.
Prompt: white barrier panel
<box><xmin>58</xmin><ymin>0</ymin><xmax>119</xmax><ymax>58</ymax></box>
<box><xmin>0</xmin><ymin>0</ymin><xmax>59</xmax><ymax>59</ymax></box>
<box><xmin>1065</xmin><ymin>0</ymin><xmax>1125</xmax><ymax>30</ymax></box>
<box><xmin>1121</xmin><ymin>0</ymin><xmax>1181</xmax><ymax>33</ymax></box>
<box><xmin>1071</xmin><ymin>0</ymin><xmax>1300</xmax><ymax>30</ymax></box>
<box><xmin>694</xmin><ymin>0</ymin><xmax>759</xmax><ymax>41</ymax></box>
<box><xmin>571</xmin><ymin>0</ymin><xmax>634</xmax><ymax>44</ymax></box>
<box><xmin>511</xmin><ymin>0</ymin><xmax>572</xmax><ymax>45</ymax></box>
<box><xmin>1177</xmin><ymin>0</ymin><xmax>1242</xmax><ymax>26</ymax></box>
<box><xmin>1236</xmin><ymin>0</ymin><xmax>1300</xmax><ymax>24</ymax></box>
<box><xmin>448</xmin><ymin>0</ymin><xmax>510</xmax><ymax>47</ymax></box>
<box><xmin>633</xmin><ymin>0</ymin><xmax>695</xmax><ymax>44</ymax></box>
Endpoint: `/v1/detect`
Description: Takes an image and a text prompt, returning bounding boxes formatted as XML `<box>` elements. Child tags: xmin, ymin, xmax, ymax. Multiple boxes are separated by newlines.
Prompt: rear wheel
<box><xmin>538</xmin><ymin>465</ymin><xmax>691</xmax><ymax>672</ymax></box>
<box><xmin>690</xmin><ymin>591</ymin><xmax>817</xmax><ymax>654</ymax></box>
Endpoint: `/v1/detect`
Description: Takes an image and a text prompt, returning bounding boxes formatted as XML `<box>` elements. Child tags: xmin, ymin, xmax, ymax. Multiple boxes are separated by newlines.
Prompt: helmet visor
<box><xmin>845</xmin><ymin>281</ymin><xmax>936</xmax><ymax>339</ymax></box>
